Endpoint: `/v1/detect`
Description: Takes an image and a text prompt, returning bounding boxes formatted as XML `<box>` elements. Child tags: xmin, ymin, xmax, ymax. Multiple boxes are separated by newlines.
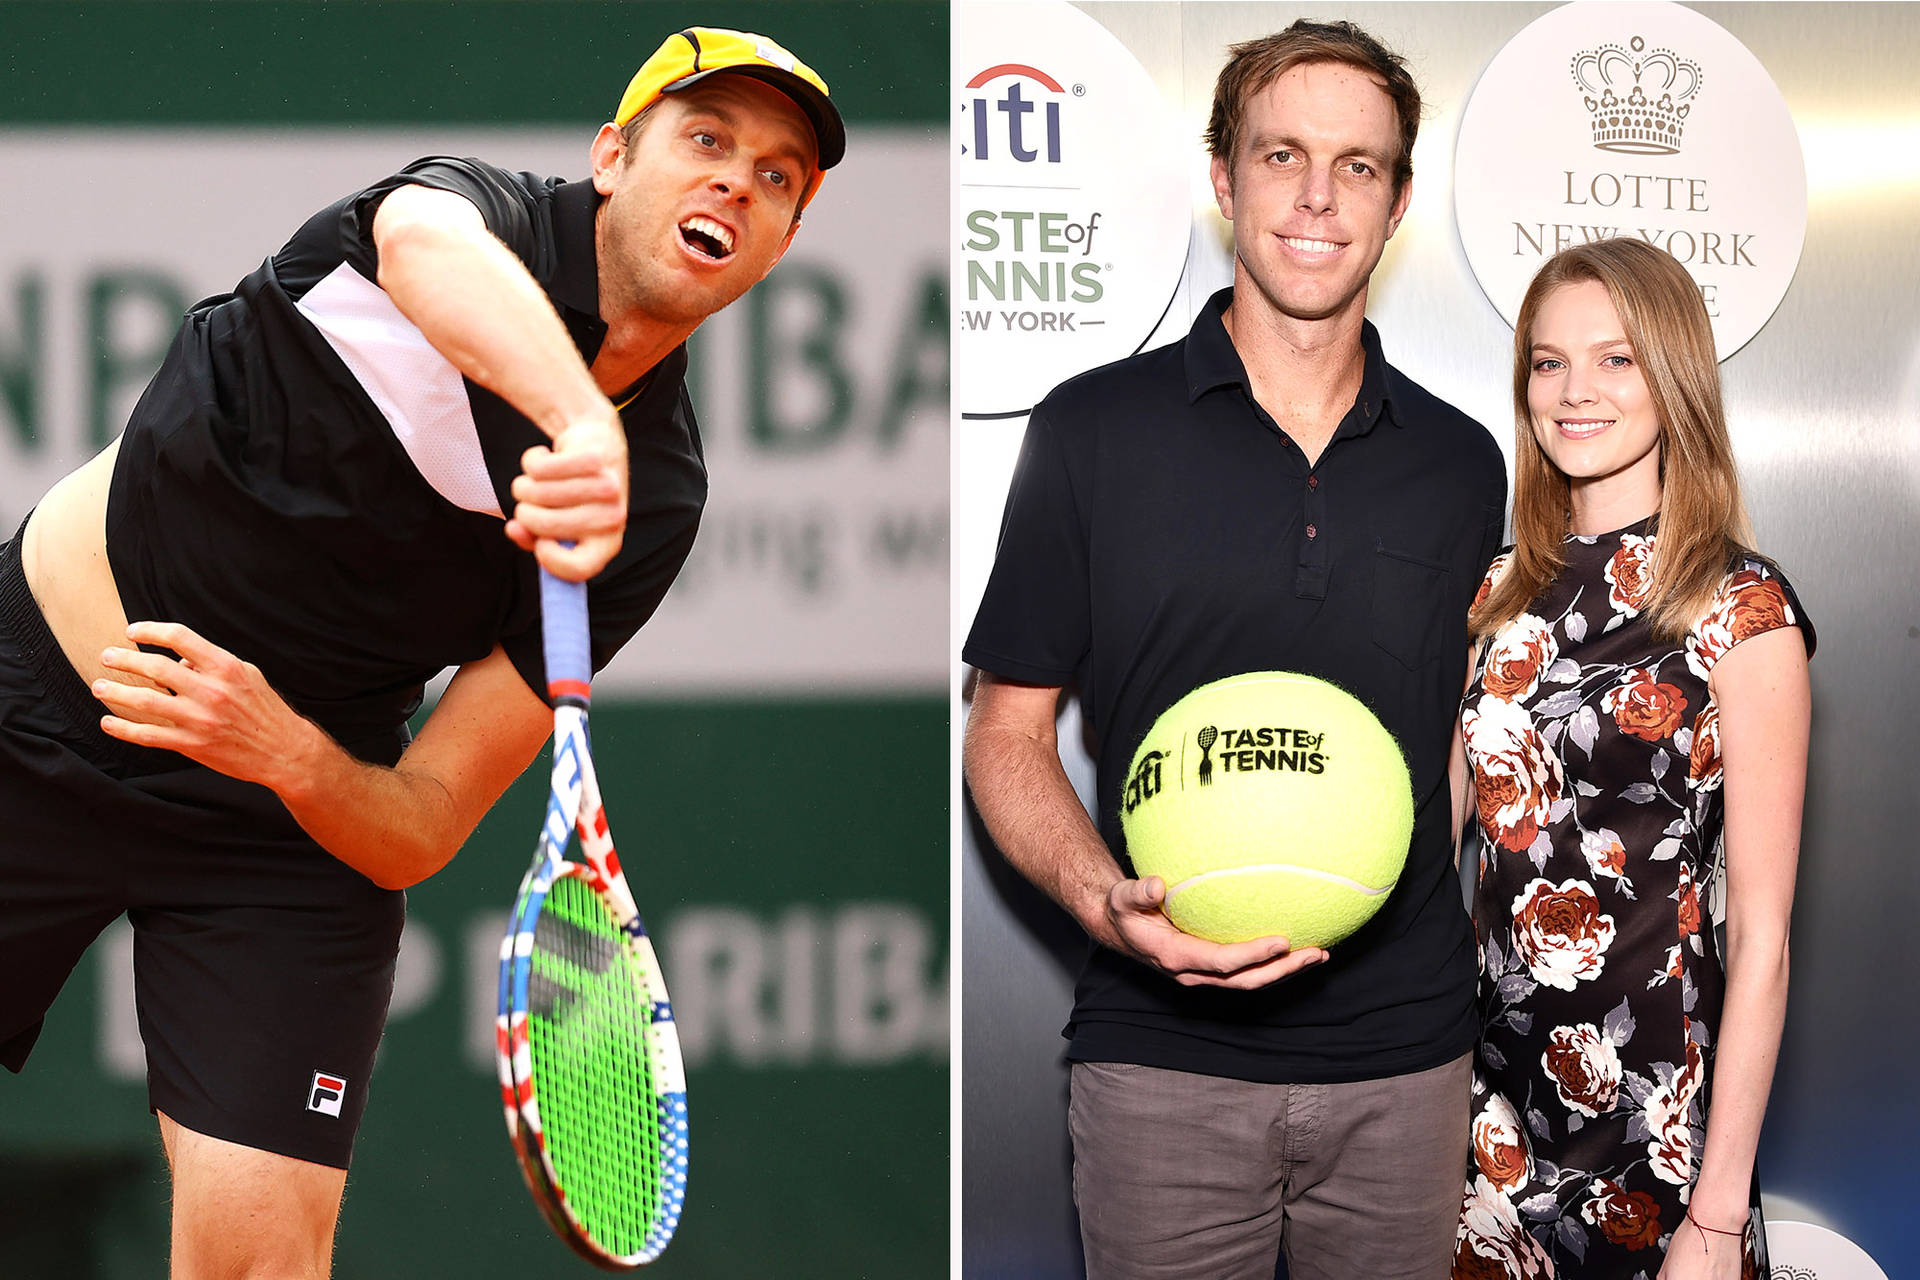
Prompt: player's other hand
<box><xmin>506</xmin><ymin>411</ymin><xmax>630</xmax><ymax>581</ymax></box>
<box><xmin>90</xmin><ymin>621</ymin><xmax>325</xmax><ymax>792</ymax></box>
<box><xmin>1106</xmin><ymin>876</ymin><xmax>1329</xmax><ymax>990</ymax></box>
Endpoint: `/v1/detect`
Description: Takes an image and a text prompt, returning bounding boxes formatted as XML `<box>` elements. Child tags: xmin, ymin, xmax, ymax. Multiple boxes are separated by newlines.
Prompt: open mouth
<box><xmin>679</xmin><ymin>215</ymin><xmax>736</xmax><ymax>262</ymax></box>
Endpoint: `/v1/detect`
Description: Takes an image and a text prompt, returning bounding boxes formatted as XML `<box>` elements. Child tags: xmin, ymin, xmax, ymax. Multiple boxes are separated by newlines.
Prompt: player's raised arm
<box><xmin>373</xmin><ymin>183</ymin><xmax>628</xmax><ymax>581</ymax></box>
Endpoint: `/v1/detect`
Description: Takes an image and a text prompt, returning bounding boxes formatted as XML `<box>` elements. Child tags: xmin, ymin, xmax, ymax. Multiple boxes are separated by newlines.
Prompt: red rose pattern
<box><xmin>1580</xmin><ymin>1178</ymin><xmax>1662</xmax><ymax>1250</ymax></box>
<box><xmin>1457</xmin><ymin>1176</ymin><xmax>1555</xmax><ymax>1280</ymax></box>
<box><xmin>1541</xmin><ymin>1023</ymin><xmax>1622</xmax><ymax>1117</ymax></box>
<box><xmin>1484</xmin><ymin>614</ymin><xmax>1558</xmax><ymax>702</ymax></box>
<box><xmin>1452</xmin><ymin>1235</ymin><xmax>1513</xmax><ymax>1280</ymax></box>
<box><xmin>1604</xmin><ymin>533</ymin><xmax>1657</xmax><ymax>615</ymax></box>
<box><xmin>1688</xmin><ymin>567</ymin><xmax>1796</xmax><ymax>680</ymax></box>
<box><xmin>1510</xmin><ymin>879</ymin><xmax>1615</xmax><ymax>991</ymax></box>
<box><xmin>1645</xmin><ymin>1036</ymin><xmax>1704</xmax><ymax>1188</ymax></box>
<box><xmin>1689</xmin><ymin>702</ymin><xmax>1723</xmax><ymax>792</ymax></box>
<box><xmin>1460</xmin><ymin>536</ymin><xmax>1799</xmax><ymax>1277</ymax></box>
<box><xmin>1464</xmin><ymin>696</ymin><xmax>1565</xmax><ymax>854</ymax></box>
<box><xmin>1473</xmin><ymin>552</ymin><xmax>1511</xmax><ymax>613</ymax></box>
<box><xmin>1579</xmin><ymin>829</ymin><xmax>1628</xmax><ymax>887</ymax></box>
<box><xmin>1472</xmin><ymin>1095</ymin><xmax>1532</xmax><ymax>1192</ymax></box>
<box><xmin>1675</xmin><ymin>861</ymin><xmax>1701</xmax><ymax>943</ymax></box>
<box><xmin>1601</xmin><ymin>667</ymin><xmax>1687</xmax><ymax>742</ymax></box>
<box><xmin>1725</xmin><ymin>572</ymin><xmax>1793</xmax><ymax>643</ymax></box>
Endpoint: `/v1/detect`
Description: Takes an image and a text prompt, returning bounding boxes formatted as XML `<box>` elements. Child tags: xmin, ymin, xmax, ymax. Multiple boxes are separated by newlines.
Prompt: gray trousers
<box><xmin>1068</xmin><ymin>1054</ymin><xmax>1471</xmax><ymax>1280</ymax></box>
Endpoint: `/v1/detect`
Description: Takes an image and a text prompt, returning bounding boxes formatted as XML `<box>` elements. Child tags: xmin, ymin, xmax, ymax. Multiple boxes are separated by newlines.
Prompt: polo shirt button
<box><xmin>1306</xmin><ymin>524</ymin><xmax>1318</xmax><ymax>539</ymax></box>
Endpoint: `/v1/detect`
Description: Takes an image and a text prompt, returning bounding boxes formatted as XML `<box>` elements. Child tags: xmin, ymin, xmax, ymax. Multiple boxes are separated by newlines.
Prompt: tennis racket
<box><xmin>495</xmin><ymin>567</ymin><xmax>689</xmax><ymax>1269</ymax></box>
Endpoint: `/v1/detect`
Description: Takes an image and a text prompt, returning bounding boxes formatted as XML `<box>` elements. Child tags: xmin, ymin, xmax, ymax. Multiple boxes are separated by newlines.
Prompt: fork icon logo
<box><xmin>1195</xmin><ymin>725</ymin><xmax>1218</xmax><ymax>787</ymax></box>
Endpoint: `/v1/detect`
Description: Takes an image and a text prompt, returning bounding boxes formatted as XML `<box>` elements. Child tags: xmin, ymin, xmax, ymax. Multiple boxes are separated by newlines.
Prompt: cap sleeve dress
<box><xmin>1452</xmin><ymin>517</ymin><xmax>1813</xmax><ymax>1280</ymax></box>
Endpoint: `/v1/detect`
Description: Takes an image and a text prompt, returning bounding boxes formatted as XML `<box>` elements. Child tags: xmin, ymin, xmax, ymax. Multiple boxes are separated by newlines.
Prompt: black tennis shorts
<box><xmin>0</xmin><ymin>532</ymin><xmax>405</xmax><ymax>1169</ymax></box>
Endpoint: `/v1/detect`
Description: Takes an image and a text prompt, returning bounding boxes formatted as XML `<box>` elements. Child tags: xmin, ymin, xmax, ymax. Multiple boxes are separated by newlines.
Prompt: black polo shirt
<box><xmin>965</xmin><ymin>288</ymin><xmax>1507</xmax><ymax>1083</ymax></box>
<box><xmin>105</xmin><ymin>157</ymin><xmax>706</xmax><ymax>763</ymax></box>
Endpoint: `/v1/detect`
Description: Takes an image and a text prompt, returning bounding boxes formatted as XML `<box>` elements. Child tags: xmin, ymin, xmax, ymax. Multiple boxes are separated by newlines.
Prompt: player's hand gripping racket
<box><xmin>496</xmin><ymin>567</ymin><xmax>688</xmax><ymax>1268</ymax></box>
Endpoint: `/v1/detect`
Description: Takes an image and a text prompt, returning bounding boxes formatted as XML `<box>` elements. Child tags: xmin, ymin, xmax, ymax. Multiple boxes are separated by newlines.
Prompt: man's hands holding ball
<box><xmin>1104</xmin><ymin>875</ymin><xmax>1328</xmax><ymax>990</ymax></box>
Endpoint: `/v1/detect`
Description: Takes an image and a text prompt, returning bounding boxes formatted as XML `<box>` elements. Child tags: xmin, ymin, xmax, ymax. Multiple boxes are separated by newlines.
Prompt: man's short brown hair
<box><xmin>1203</xmin><ymin>19</ymin><xmax>1422</xmax><ymax>194</ymax></box>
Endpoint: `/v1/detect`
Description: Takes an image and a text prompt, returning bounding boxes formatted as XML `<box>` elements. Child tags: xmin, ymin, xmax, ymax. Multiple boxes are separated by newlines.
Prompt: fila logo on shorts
<box><xmin>307</xmin><ymin>1071</ymin><xmax>348</xmax><ymax>1117</ymax></box>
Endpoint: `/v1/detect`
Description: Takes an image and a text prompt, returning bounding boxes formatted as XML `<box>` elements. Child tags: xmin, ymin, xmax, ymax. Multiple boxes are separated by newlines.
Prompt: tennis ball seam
<box><xmin>1163</xmin><ymin>864</ymin><xmax>1397</xmax><ymax>900</ymax></box>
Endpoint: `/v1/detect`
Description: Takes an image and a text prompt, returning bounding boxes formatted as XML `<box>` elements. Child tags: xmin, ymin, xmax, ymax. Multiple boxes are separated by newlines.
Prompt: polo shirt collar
<box><xmin>550</xmin><ymin>178</ymin><xmax>604</xmax><ymax>330</ymax></box>
<box><xmin>1183</xmin><ymin>286</ymin><xmax>1401</xmax><ymax>432</ymax></box>
<box><xmin>550</xmin><ymin>176</ymin><xmax>689</xmax><ymax>412</ymax></box>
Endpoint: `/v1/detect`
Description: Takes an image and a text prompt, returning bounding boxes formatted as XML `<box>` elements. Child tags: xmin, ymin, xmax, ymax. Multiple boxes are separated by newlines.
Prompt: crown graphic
<box><xmin>1569</xmin><ymin>34</ymin><xmax>1702</xmax><ymax>155</ymax></box>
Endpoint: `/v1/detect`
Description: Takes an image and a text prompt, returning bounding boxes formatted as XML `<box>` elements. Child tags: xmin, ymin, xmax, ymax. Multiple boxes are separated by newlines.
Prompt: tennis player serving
<box><xmin>0</xmin><ymin>27</ymin><xmax>842</xmax><ymax>1278</ymax></box>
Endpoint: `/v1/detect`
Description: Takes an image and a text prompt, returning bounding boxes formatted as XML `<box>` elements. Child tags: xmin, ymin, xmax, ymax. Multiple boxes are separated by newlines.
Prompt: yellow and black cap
<box><xmin>615</xmin><ymin>27</ymin><xmax>846</xmax><ymax>203</ymax></box>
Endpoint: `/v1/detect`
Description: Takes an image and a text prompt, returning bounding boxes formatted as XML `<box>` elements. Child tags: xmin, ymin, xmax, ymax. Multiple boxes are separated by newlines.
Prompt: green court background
<box><xmin>0</xmin><ymin>4</ymin><xmax>948</xmax><ymax>1277</ymax></box>
<box><xmin>1</xmin><ymin>701</ymin><xmax>947</xmax><ymax>1278</ymax></box>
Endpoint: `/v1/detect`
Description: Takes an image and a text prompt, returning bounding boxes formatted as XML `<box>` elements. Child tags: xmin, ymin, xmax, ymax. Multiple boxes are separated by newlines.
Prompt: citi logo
<box><xmin>962</xmin><ymin>63</ymin><xmax>1064</xmax><ymax>163</ymax></box>
<box><xmin>307</xmin><ymin>1071</ymin><xmax>347</xmax><ymax>1117</ymax></box>
<box><xmin>1123</xmin><ymin>749</ymin><xmax>1165</xmax><ymax>814</ymax></box>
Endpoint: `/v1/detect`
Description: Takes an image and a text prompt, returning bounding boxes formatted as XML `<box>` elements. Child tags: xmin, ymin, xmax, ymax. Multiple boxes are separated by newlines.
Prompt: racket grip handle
<box><xmin>539</xmin><ymin>567</ymin><xmax>592</xmax><ymax>701</ymax></box>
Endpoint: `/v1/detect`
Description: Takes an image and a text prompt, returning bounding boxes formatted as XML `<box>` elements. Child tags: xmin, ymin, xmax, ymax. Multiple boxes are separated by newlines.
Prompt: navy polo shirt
<box><xmin>965</xmin><ymin>288</ymin><xmax>1508</xmax><ymax>1083</ymax></box>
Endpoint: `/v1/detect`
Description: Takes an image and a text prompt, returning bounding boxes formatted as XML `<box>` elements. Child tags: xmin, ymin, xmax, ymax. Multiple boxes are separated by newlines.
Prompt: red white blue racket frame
<box><xmin>494</xmin><ymin>567</ymin><xmax>689</xmax><ymax>1268</ymax></box>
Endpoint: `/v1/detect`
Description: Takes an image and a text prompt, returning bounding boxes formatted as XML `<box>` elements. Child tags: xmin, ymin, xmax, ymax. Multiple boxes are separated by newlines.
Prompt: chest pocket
<box><xmin>1372</xmin><ymin>545</ymin><xmax>1452</xmax><ymax>669</ymax></box>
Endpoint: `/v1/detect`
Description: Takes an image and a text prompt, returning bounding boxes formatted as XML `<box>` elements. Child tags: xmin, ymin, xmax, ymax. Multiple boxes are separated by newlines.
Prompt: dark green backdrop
<box><xmin>3</xmin><ymin>701</ymin><xmax>947</xmax><ymax>1278</ymax></box>
<box><xmin>0</xmin><ymin>2</ymin><xmax>943</xmax><ymax>126</ymax></box>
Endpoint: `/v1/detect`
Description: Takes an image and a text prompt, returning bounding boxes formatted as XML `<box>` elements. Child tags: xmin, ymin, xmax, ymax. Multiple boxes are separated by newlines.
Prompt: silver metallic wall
<box><xmin>958</xmin><ymin>4</ymin><xmax>1920</xmax><ymax>1276</ymax></box>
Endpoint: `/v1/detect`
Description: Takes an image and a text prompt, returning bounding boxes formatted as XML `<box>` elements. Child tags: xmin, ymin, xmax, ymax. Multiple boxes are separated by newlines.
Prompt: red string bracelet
<box><xmin>1685</xmin><ymin>1206</ymin><xmax>1745</xmax><ymax>1255</ymax></box>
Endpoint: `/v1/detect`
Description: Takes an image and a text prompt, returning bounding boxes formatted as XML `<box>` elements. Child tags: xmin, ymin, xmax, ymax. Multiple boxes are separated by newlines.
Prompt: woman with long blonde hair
<box><xmin>1452</xmin><ymin>238</ymin><xmax>1813</xmax><ymax>1280</ymax></box>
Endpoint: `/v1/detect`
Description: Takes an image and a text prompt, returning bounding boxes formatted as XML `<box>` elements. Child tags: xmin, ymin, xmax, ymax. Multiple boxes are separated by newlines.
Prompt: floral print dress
<box><xmin>1452</xmin><ymin>519</ymin><xmax>1812</xmax><ymax>1280</ymax></box>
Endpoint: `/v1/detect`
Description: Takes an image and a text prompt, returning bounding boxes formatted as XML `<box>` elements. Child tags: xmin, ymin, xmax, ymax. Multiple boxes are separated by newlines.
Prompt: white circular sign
<box><xmin>1454</xmin><ymin>0</ymin><xmax>1807</xmax><ymax>360</ymax></box>
<box><xmin>1766</xmin><ymin>1221</ymin><xmax>1891</xmax><ymax>1280</ymax></box>
<box><xmin>954</xmin><ymin>2</ymin><xmax>1191</xmax><ymax>418</ymax></box>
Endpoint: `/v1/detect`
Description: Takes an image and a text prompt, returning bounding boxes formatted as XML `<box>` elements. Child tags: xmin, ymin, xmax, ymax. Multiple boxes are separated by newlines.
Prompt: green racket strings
<box><xmin>526</xmin><ymin>875</ymin><xmax>664</xmax><ymax>1256</ymax></box>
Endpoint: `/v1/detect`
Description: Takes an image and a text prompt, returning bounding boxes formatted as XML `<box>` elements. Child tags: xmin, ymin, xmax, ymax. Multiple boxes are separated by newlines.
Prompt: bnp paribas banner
<box><xmin>0</xmin><ymin>5</ymin><xmax>946</xmax><ymax>1280</ymax></box>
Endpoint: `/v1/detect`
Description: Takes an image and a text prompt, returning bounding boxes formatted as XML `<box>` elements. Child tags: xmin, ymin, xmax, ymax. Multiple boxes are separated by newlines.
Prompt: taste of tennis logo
<box><xmin>954</xmin><ymin>3</ymin><xmax>1190</xmax><ymax>419</ymax></box>
<box><xmin>1123</xmin><ymin>724</ymin><xmax>1331</xmax><ymax>813</ymax></box>
<box><xmin>1203</xmin><ymin>726</ymin><xmax>1328</xmax><ymax>779</ymax></box>
<box><xmin>959</xmin><ymin>63</ymin><xmax>1106</xmax><ymax>314</ymax></box>
<box><xmin>1454</xmin><ymin>1</ymin><xmax>1807</xmax><ymax>361</ymax></box>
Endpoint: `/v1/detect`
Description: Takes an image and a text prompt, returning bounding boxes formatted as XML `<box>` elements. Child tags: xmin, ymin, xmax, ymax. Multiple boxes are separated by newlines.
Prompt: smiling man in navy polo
<box><xmin>965</xmin><ymin>20</ymin><xmax>1506</xmax><ymax>1280</ymax></box>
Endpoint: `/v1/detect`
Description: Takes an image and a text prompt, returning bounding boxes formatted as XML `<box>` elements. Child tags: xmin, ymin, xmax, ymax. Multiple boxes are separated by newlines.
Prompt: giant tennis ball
<box><xmin>1119</xmin><ymin>671</ymin><xmax>1413</xmax><ymax>948</ymax></box>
